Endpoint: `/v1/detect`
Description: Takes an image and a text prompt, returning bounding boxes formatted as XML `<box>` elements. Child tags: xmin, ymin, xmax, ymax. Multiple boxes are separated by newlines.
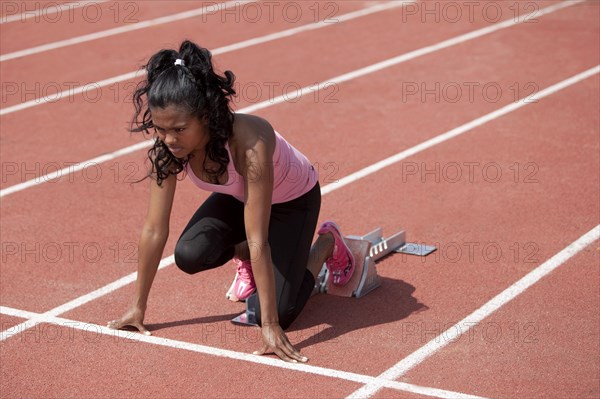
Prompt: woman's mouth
<box><xmin>168</xmin><ymin>146</ymin><xmax>184</xmax><ymax>155</ymax></box>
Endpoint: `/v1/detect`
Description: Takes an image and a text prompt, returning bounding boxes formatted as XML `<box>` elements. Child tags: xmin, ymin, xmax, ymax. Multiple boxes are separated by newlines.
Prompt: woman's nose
<box><xmin>164</xmin><ymin>133</ymin><xmax>177</xmax><ymax>146</ymax></box>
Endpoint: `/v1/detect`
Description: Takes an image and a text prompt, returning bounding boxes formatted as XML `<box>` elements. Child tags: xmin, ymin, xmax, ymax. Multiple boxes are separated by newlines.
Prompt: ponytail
<box><xmin>130</xmin><ymin>40</ymin><xmax>237</xmax><ymax>186</ymax></box>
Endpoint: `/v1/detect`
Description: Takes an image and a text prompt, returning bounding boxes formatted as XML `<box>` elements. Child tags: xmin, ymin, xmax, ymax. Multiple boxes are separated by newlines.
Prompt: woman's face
<box><xmin>150</xmin><ymin>105</ymin><xmax>209</xmax><ymax>159</ymax></box>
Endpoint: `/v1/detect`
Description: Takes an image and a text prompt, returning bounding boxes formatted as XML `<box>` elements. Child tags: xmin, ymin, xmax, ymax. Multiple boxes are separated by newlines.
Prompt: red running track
<box><xmin>1</xmin><ymin>1</ymin><xmax>598</xmax><ymax>398</ymax></box>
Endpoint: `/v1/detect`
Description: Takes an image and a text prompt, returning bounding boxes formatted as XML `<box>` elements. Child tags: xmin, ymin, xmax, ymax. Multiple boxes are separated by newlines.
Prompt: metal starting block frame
<box><xmin>326</xmin><ymin>228</ymin><xmax>436</xmax><ymax>298</ymax></box>
<box><xmin>231</xmin><ymin>227</ymin><xmax>436</xmax><ymax>326</ymax></box>
<box><xmin>231</xmin><ymin>306</ymin><xmax>258</xmax><ymax>326</ymax></box>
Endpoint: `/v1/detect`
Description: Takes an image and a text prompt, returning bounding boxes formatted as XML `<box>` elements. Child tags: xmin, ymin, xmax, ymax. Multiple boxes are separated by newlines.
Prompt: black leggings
<box><xmin>174</xmin><ymin>182</ymin><xmax>321</xmax><ymax>330</ymax></box>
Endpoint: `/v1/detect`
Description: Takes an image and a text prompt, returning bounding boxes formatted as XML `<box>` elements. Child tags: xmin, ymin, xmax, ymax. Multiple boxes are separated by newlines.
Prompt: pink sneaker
<box><xmin>226</xmin><ymin>258</ymin><xmax>256</xmax><ymax>302</ymax></box>
<box><xmin>318</xmin><ymin>221</ymin><xmax>355</xmax><ymax>286</ymax></box>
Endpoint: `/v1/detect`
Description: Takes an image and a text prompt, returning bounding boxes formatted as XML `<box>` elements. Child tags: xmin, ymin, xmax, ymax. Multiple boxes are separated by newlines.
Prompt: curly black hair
<box><xmin>130</xmin><ymin>40</ymin><xmax>236</xmax><ymax>186</ymax></box>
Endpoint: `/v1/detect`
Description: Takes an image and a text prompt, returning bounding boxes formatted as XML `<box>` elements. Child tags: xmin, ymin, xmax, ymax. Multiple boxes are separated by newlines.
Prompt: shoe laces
<box><xmin>327</xmin><ymin>245</ymin><xmax>351</xmax><ymax>276</ymax></box>
<box><xmin>327</xmin><ymin>256</ymin><xmax>352</xmax><ymax>276</ymax></box>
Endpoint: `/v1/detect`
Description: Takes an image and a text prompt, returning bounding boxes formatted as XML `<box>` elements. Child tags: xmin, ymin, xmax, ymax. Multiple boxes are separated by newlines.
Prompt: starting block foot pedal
<box><xmin>326</xmin><ymin>238</ymin><xmax>380</xmax><ymax>298</ymax></box>
<box><xmin>326</xmin><ymin>227</ymin><xmax>436</xmax><ymax>298</ymax></box>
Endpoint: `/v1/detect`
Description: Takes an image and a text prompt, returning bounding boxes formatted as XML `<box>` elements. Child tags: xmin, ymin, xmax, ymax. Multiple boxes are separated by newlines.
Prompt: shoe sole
<box><xmin>226</xmin><ymin>278</ymin><xmax>241</xmax><ymax>302</ymax></box>
<box><xmin>226</xmin><ymin>277</ymin><xmax>255</xmax><ymax>302</ymax></box>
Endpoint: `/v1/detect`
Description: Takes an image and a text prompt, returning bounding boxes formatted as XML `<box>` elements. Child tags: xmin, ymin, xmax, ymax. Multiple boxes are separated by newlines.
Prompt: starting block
<box><xmin>231</xmin><ymin>306</ymin><xmax>258</xmax><ymax>326</ymax></box>
<box><xmin>231</xmin><ymin>227</ymin><xmax>435</xmax><ymax>326</ymax></box>
<box><xmin>326</xmin><ymin>228</ymin><xmax>436</xmax><ymax>298</ymax></box>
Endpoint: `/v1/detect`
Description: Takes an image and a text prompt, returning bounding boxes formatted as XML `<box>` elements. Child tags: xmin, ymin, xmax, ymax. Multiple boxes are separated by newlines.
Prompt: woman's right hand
<box><xmin>107</xmin><ymin>306</ymin><xmax>151</xmax><ymax>336</ymax></box>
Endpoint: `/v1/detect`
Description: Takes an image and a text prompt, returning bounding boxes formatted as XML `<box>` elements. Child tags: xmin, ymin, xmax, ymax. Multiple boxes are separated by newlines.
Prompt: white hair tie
<box><xmin>174</xmin><ymin>59</ymin><xmax>185</xmax><ymax>66</ymax></box>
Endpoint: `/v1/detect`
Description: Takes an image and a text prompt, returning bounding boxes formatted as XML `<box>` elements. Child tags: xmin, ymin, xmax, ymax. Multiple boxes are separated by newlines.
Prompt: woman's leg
<box><xmin>306</xmin><ymin>232</ymin><xmax>334</xmax><ymax>278</ymax></box>
<box><xmin>174</xmin><ymin>193</ymin><xmax>246</xmax><ymax>274</ymax></box>
<box><xmin>234</xmin><ymin>230</ymin><xmax>334</xmax><ymax>278</ymax></box>
<box><xmin>247</xmin><ymin>182</ymin><xmax>330</xmax><ymax>330</ymax></box>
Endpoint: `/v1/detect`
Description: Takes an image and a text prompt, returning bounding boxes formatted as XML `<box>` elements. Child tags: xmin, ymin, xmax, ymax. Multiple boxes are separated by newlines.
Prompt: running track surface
<box><xmin>0</xmin><ymin>1</ymin><xmax>598</xmax><ymax>398</ymax></box>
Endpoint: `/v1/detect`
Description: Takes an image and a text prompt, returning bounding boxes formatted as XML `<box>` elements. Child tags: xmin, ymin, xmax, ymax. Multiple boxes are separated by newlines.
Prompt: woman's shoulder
<box><xmin>229</xmin><ymin>113</ymin><xmax>276</xmax><ymax>156</ymax></box>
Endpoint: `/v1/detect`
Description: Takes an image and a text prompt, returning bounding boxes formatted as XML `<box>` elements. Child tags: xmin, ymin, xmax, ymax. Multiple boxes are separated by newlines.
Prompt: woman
<box><xmin>107</xmin><ymin>40</ymin><xmax>355</xmax><ymax>362</ymax></box>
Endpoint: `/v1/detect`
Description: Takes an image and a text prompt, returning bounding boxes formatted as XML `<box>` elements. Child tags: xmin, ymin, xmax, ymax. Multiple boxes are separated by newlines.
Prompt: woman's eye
<box><xmin>175</xmin><ymin>128</ymin><xmax>185</xmax><ymax>133</ymax></box>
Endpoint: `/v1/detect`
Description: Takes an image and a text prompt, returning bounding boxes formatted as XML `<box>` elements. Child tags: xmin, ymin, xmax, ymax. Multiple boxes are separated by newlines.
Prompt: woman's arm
<box><xmin>236</xmin><ymin>119</ymin><xmax>307</xmax><ymax>363</ymax></box>
<box><xmin>107</xmin><ymin>172</ymin><xmax>177</xmax><ymax>334</ymax></box>
<box><xmin>242</xmin><ymin>134</ymin><xmax>277</xmax><ymax>322</ymax></box>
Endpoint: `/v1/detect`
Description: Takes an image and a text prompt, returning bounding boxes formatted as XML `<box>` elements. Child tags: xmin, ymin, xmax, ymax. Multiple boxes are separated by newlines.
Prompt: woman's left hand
<box><xmin>253</xmin><ymin>323</ymin><xmax>308</xmax><ymax>363</ymax></box>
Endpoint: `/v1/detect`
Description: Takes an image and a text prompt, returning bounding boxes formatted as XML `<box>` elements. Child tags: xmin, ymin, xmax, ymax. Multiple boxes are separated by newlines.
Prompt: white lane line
<box><xmin>0</xmin><ymin>306</ymin><xmax>38</xmax><ymax>318</ymax></box>
<box><xmin>202</xmin><ymin>1</ymin><xmax>415</xmax><ymax>55</ymax></box>
<box><xmin>0</xmin><ymin>0</ymin><xmax>108</xmax><ymax>24</ymax></box>
<box><xmin>0</xmin><ymin>255</ymin><xmax>174</xmax><ymax>341</ymax></box>
<box><xmin>347</xmin><ymin>225</ymin><xmax>600</xmax><ymax>399</ymax></box>
<box><xmin>0</xmin><ymin>0</ymin><xmax>412</xmax><ymax>116</ymax></box>
<box><xmin>0</xmin><ymin>306</ymin><xmax>488</xmax><ymax>399</ymax></box>
<box><xmin>0</xmin><ymin>0</ymin><xmax>577</xmax><ymax>197</ymax></box>
<box><xmin>0</xmin><ymin>1</ymin><xmax>251</xmax><ymax>61</ymax></box>
<box><xmin>0</xmin><ymin>139</ymin><xmax>151</xmax><ymax>197</ymax></box>
<box><xmin>323</xmin><ymin>65</ymin><xmax>600</xmax><ymax>195</ymax></box>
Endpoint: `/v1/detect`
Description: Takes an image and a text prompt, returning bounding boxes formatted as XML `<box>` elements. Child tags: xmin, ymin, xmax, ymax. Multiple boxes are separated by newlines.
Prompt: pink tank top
<box><xmin>184</xmin><ymin>131</ymin><xmax>318</xmax><ymax>204</ymax></box>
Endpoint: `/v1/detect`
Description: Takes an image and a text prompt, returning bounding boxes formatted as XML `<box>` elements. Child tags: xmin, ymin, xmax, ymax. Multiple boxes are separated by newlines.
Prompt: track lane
<box><xmin>0</xmin><ymin>314</ymin><xmax>25</xmax><ymax>332</ymax></box>
<box><xmin>249</xmin><ymin>1</ymin><xmax>598</xmax><ymax>197</ymax></box>
<box><xmin>398</xmin><ymin>245</ymin><xmax>599</xmax><ymax>399</ymax></box>
<box><xmin>0</xmin><ymin>1</ymin><xmax>212</xmax><ymax>53</ymax></box>
<box><xmin>299</xmin><ymin>73</ymin><xmax>597</xmax><ymax>377</ymax></box>
<box><xmin>0</xmin><ymin>1</ymin><xmax>566</xmax><ymax>189</ymax></box>
<box><xmin>0</xmin><ymin>321</ymin><xmax>365</xmax><ymax>399</ymax></box>
<box><xmin>0</xmin><ymin>1</ymin><xmax>411</xmax><ymax>190</ymax></box>
<box><xmin>371</xmin><ymin>389</ymin><xmax>440</xmax><ymax>399</ymax></box>
<box><xmin>0</xmin><ymin>0</ymin><xmax>70</xmax><ymax>19</ymax></box>
<box><xmin>0</xmin><ymin>1</ymin><xmax>366</xmax><ymax>107</ymax></box>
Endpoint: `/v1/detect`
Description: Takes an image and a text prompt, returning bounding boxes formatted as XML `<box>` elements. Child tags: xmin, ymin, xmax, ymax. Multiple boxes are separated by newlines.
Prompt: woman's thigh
<box><xmin>174</xmin><ymin>193</ymin><xmax>246</xmax><ymax>274</ymax></box>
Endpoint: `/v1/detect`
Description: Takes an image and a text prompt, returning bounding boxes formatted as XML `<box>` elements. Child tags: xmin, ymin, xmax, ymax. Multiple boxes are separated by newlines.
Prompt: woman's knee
<box><xmin>174</xmin><ymin>218</ymin><xmax>236</xmax><ymax>274</ymax></box>
<box><xmin>174</xmin><ymin>239</ymin><xmax>225</xmax><ymax>274</ymax></box>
